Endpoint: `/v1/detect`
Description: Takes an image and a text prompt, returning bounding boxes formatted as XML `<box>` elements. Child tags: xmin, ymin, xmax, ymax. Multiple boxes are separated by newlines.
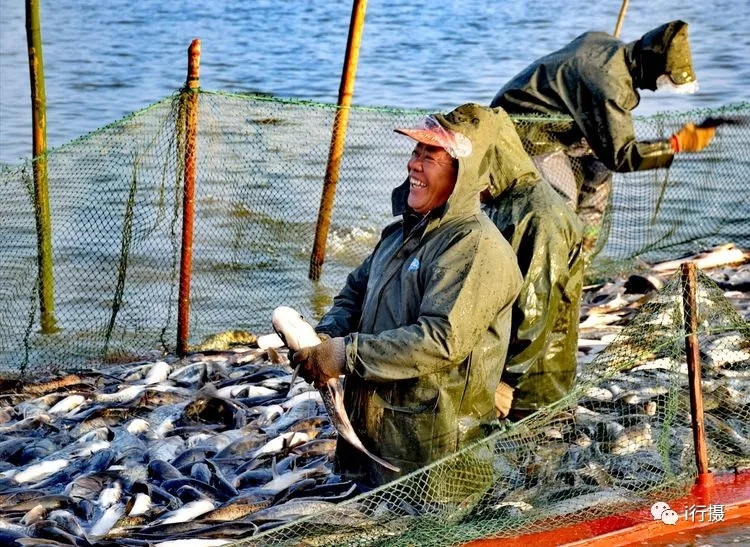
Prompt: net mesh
<box><xmin>230</xmin><ymin>269</ymin><xmax>750</xmax><ymax>546</ymax></box>
<box><xmin>1</xmin><ymin>92</ymin><xmax>748</xmax><ymax>372</ymax></box>
<box><xmin>0</xmin><ymin>92</ymin><xmax>749</xmax><ymax>543</ymax></box>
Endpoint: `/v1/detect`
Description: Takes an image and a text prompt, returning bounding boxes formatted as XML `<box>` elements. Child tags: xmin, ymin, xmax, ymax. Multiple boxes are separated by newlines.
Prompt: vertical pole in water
<box><xmin>681</xmin><ymin>262</ymin><xmax>710</xmax><ymax>478</ymax></box>
<box><xmin>26</xmin><ymin>0</ymin><xmax>58</xmax><ymax>333</ymax></box>
<box><xmin>613</xmin><ymin>0</ymin><xmax>630</xmax><ymax>38</ymax></box>
<box><xmin>177</xmin><ymin>39</ymin><xmax>201</xmax><ymax>357</ymax></box>
<box><xmin>309</xmin><ymin>0</ymin><xmax>368</xmax><ymax>280</ymax></box>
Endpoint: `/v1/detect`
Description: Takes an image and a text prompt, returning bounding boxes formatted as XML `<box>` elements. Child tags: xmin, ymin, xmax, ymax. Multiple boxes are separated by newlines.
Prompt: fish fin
<box><xmin>198</xmin><ymin>362</ymin><xmax>209</xmax><ymax>387</ymax></box>
<box><xmin>270</xmin><ymin>456</ymin><xmax>279</xmax><ymax>479</ymax></box>
<box><xmin>267</xmin><ymin>347</ymin><xmax>285</xmax><ymax>364</ymax></box>
<box><xmin>301</xmin><ymin>455</ymin><xmax>328</xmax><ymax>470</ymax></box>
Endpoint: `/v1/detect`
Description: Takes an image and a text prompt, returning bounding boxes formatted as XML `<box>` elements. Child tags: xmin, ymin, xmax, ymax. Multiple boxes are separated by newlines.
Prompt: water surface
<box><xmin>1</xmin><ymin>0</ymin><xmax>748</xmax><ymax>165</ymax></box>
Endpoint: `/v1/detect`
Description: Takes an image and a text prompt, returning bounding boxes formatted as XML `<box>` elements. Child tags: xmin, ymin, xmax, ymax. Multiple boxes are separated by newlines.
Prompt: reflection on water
<box><xmin>1</xmin><ymin>0</ymin><xmax>749</xmax><ymax>165</ymax></box>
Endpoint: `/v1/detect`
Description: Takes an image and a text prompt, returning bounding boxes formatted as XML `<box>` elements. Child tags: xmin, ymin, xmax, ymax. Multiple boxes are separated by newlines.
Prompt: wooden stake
<box><xmin>309</xmin><ymin>0</ymin><xmax>368</xmax><ymax>280</ymax></box>
<box><xmin>26</xmin><ymin>0</ymin><xmax>58</xmax><ymax>333</ymax></box>
<box><xmin>613</xmin><ymin>0</ymin><xmax>630</xmax><ymax>38</ymax></box>
<box><xmin>681</xmin><ymin>261</ymin><xmax>710</xmax><ymax>476</ymax></box>
<box><xmin>177</xmin><ymin>39</ymin><xmax>201</xmax><ymax>356</ymax></box>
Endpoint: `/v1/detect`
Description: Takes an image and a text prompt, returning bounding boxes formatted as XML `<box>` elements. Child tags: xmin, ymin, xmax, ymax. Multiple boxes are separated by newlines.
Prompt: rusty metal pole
<box><xmin>613</xmin><ymin>0</ymin><xmax>630</xmax><ymax>38</ymax></box>
<box><xmin>309</xmin><ymin>0</ymin><xmax>368</xmax><ymax>280</ymax></box>
<box><xmin>26</xmin><ymin>0</ymin><xmax>58</xmax><ymax>333</ymax></box>
<box><xmin>681</xmin><ymin>262</ymin><xmax>710</xmax><ymax>477</ymax></box>
<box><xmin>176</xmin><ymin>39</ymin><xmax>201</xmax><ymax>356</ymax></box>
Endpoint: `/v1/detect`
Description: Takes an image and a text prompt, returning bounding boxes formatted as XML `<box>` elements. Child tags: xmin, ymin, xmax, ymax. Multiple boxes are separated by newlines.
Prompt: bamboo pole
<box><xmin>613</xmin><ymin>0</ymin><xmax>630</xmax><ymax>38</ymax></box>
<box><xmin>680</xmin><ymin>262</ymin><xmax>710</xmax><ymax>476</ymax></box>
<box><xmin>176</xmin><ymin>39</ymin><xmax>201</xmax><ymax>357</ymax></box>
<box><xmin>309</xmin><ymin>0</ymin><xmax>368</xmax><ymax>280</ymax></box>
<box><xmin>26</xmin><ymin>0</ymin><xmax>58</xmax><ymax>333</ymax></box>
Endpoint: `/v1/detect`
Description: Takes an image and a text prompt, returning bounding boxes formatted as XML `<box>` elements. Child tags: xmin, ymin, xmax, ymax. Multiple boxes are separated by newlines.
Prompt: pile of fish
<box><xmin>463</xmin><ymin>251</ymin><xmax>750</xmax><ymax>530</ymax></box>
<box><xmin>0</xmin><ymin>244</ymin><xmax>748</xmax><ymax>547</ymax></box>
<box><xmin>0</xmin><ymin>342</ymin><xmax>376</xmax><ymax>546</ymax></box>
<box><xmin>578</xmin><ymin>243</ymin><xmax>750</xmax><ymax>344</ymax></box>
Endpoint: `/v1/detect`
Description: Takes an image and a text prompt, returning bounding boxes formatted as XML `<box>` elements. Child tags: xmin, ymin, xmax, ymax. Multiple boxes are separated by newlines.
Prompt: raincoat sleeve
<box><xmin>345</xmin><ymin>228</ymin><xmax>520</xmax><ymax>381</ymax></box>
<box><xmin>502</xmin><ymin>214</ymin><xmax>573</xmax><ymax>382</ymax></box>
<box><xmin>574</xmin><ymin>86</ymin><xmax>674</xmax><ymax>173</ymax></box>
<box><xmin>314</xmin><ymin>254</ymin><xmax>372</xmax><ymax>339</ymax></box>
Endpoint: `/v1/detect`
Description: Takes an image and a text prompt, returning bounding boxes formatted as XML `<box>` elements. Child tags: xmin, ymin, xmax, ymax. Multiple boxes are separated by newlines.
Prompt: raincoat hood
<box><xmin>394</xmin><ymin>103</ymin><xmax>539</xmax><ymax>219</ymax></box>
<box><xmin>450</xmin><ymin>105</ymin><xmax>542</xmax><ymax>199</ymax></box>
<box><xmin>479</xmin><ymin>109</ymin><xmax>585</xmax><ymax>410</ymax></box>
<box><xmin>626</xmin><ymin>20</ymin><xmax>695</xmax><ymax>91</ymax></box>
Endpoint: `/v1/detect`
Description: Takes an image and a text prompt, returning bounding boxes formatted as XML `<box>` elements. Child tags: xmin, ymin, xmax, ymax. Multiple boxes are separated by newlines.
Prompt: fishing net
<box><xmin>0</xmin><ymin>91</ymin><xmax>748</xmax><ymax>372</ymax></box>
<box><xmin>0</xmin><ymin>267</ymin><xmax>746</xmax><ymax>546</ymax></box>
<box><xmin>232</xmin><ymin>268</ymin><xmax>750</xmax><ymax>547</ymax></box>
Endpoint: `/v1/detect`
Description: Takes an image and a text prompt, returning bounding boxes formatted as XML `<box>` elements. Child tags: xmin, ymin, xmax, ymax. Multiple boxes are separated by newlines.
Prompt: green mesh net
<box><xmin>226</xmin><ymin>269</ymin><xmax>750</xmax><ymax>546</ymax></box>
<box><xmin>1</xmin><ymin>92</ymin><xmax>748</xmax><ymax>372</ymax></box>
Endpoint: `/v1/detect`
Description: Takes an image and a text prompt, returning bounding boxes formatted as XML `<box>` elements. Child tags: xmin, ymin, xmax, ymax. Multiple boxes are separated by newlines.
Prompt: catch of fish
<box><xmin>271</xmin><ymin>306</ymin><xmax>399</xmax><ymax>473</ymax></box>
<box><xmin>0</xmin><ymin>250</ymin><xmax>749</xmax><ymax>546</ymax></box>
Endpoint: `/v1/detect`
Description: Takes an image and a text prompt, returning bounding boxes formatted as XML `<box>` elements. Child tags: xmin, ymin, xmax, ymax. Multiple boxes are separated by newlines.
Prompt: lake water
<box><xmin>0</xmin><ymin>4</ymin><xmax>749</xmax><ymax>542</ymax></box>
<box><xmin>1</xmin><ymin>0</ymin><xmax>749</xmax><ymax>166</ymax></box>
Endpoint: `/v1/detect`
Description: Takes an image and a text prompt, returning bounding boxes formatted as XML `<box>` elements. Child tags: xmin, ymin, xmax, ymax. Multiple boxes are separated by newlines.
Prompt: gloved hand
<box><xmin>495</xmin><ymin>381</ymin><xmax>514</xmax><ymax>419</ymax></box>
<box><xmin>671</xmin><ymin>123</ymin><xmax>716</xmax><ymax>153</ymax></box>
<box><xmin>292</xmin><ymin>337</ymin><xmax>346</xmax><ymax>387</ymax></box>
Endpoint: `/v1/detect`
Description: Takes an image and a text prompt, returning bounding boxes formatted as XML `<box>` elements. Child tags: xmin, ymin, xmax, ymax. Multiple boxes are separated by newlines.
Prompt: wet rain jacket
<box><xmin>315</xmin><ymin>103</ymin><xmax>522</xmax><ymax>488</ymax></box>
<box><xmin>491</xmin><ymin>21</ymin><xmax>694</xmax><ymax>172</ymax></box>
<box><xmin>481</xmin><ymin>106</ymin><xmax>585</xmax><ymax>412</ymax></box>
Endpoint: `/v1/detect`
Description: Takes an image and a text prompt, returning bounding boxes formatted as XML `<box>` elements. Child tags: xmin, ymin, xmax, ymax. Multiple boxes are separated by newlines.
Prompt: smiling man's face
<box><xmin>406</xmin><ymin>143</ymin><xmax>457</xmax><ymax>215</ymax></box>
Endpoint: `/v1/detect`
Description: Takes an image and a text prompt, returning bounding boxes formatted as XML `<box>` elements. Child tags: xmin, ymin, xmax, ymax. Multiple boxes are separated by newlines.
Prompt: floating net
<box><xmin>0</xmin><ymin>92</ymin><xmax>748</xmax><ymax>374</ymax></box>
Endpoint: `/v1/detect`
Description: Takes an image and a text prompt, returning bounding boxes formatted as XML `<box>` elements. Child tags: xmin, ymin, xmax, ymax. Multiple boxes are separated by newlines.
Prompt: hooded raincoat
<box><xmin>490</xmin><ymin>21</ymin><xmax>694</xmax><ymax>173</ymax></box>
<box><xmin>315</xmin><ymin>103</ymin><xmax>522</xmax><ymax>489</ymax></box>
<box><xmin>480</xmin><ymin>106</ymin><xmax>585</xmax><ymax>413</ymax></box>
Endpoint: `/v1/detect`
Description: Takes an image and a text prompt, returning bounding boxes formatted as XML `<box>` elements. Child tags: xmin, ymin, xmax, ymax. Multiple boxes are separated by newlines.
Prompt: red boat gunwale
<box><xmin>464</xmin><ymin>469</ymin><xmax>750</xmax><ymax>547</ymax></box>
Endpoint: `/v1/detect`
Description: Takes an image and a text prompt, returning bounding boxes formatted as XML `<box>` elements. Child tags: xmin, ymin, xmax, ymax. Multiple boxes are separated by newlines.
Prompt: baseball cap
<box><xmin>394</xmin><ymin>115</ymin><xmax>472</xmax><ymax>158</ymax></box>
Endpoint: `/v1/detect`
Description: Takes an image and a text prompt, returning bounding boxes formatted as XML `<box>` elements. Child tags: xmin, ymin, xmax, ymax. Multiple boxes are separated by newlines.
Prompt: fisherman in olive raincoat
<box><xmin>491</xmin><ymin>20</ymin><xmax>716</xmax><ymax>259</ymax></box>
<box><xmin>293</xmin><ymin>103</ymin><xmax>522</xmax><ymax>490</ymax></box>
<box><xmin>479</xmin><ymin>105</ymin><xmax>585</xmax><ymax>419</ymax></box>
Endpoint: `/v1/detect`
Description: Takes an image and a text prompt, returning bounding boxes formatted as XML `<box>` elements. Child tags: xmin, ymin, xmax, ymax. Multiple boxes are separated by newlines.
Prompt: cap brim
<box><xmin>393</xmin><ymin>128</ymin><xmax>446</xmax><ymax>149</ymax></box>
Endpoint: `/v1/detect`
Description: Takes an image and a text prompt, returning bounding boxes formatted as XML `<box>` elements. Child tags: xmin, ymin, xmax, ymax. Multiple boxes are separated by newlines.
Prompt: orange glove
<box><xmin>292</xmin><ymin>337</ymin><xmax>346</xmax><ymax>387</ymax></box>
<box><xmin>495</xmin><ymin>381</ymin><xmax>514</xmax><ymax>419</ymax></box>
<box><xmin>671</xmin><ymin>123</ymin><xmax>716</xmax><ymax>153</ymax></box>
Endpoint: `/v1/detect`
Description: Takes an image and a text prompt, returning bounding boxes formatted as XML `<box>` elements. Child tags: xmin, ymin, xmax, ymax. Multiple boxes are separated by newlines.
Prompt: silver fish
<box><xmin>142</xmin><ymin>361</ymin><xmax>173</xmax><ymax>385</ymax></box>
<box><xmin>248</xmin><ymin>498</ymin><xmax>374</xmax><ymax>528</ymax></box>
<box><xmin>12</xmin><ymin>459</ymin><xmax>69</xmax><ymax>484</ymax></box>
<box><xmin>148</xmin><ymin>498</ymin><xmax>215</xmax><ymax>526</ymax></box>
<box><xmin>89</xmin><ymin>501</ymin><xmax>127</xmax><ymax>539</ymax></box>
<box><xmin>256</xmin><ymin>461</ymin><xmax>330</xmax><ymax>495</ymax></box>
<box><xmin>271</xmin><ymin>306</ymin><xmax>400</xmax><ymax>473</ymax></box>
